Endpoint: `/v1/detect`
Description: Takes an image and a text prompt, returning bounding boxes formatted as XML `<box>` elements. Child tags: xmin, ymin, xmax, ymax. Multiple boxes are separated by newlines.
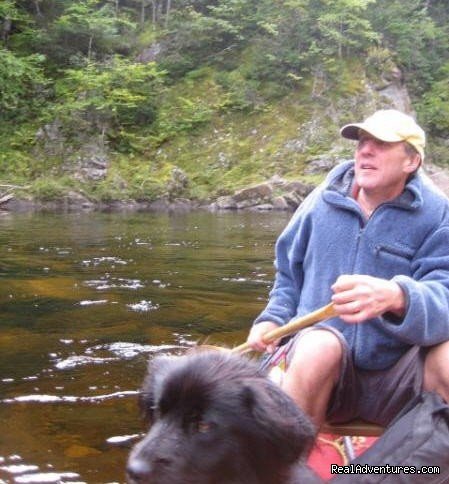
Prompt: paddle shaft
<box><xmin>231</xmin><ymin>302</ymin><xmax>337</xmax><ymax>354</ymax></box>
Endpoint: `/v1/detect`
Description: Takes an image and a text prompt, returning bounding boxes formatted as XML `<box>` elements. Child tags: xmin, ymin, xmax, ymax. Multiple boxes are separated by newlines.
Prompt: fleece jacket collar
<box><xmin>321</xmin><ymin>162</ymin><xmax>424</xmax><ymax>213</ymax></box>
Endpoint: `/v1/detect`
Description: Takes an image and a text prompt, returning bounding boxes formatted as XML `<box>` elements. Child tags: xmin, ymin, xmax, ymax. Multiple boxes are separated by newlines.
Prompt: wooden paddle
<box><xmin>231</xmin><ymin>302</ymin><xmax>337</xmax><ymax>354</ymax></box>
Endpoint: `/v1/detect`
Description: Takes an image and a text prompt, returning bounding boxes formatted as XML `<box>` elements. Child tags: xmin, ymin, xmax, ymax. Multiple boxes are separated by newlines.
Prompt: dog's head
<box><xmin>127</xmin><ymin>351</ymin><xmax>316</xmax><ymax>484</ymax></box>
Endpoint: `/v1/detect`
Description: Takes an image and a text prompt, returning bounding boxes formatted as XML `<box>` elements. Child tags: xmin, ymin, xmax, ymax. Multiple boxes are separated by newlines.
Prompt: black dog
<box><xmin>127</xmin><ymin>351</ymin><xmax>323</xmax><ymax>484</ymax></box>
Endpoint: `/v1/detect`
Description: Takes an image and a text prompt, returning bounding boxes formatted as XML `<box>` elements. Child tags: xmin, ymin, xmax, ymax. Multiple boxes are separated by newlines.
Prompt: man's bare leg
<box><xmin>281</xmin><ymin>329</ymin><xmax>343</xmax><ymax>427</ymax></box>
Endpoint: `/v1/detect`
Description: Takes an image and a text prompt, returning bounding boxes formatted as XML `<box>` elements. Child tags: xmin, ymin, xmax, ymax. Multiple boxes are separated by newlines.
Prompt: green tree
<box><xmin>317</xmin><ymin>0</ymin><xmax>378</xmax><ymax>58</ymax></box>
<box><xmin>367</xmin><ymin>0</ymin><xmax>448</xmax><ymax>94</ymax></box>
<box><xmin>0</xmin><ymin>0</ymin><xmax>30</xmax><ymax>47</ymax></box>
<box><xmin>157</xmin><ymin>0</ymin><xmax>260</xmax><ymax>77</ymax></box>
<box><xmin>35</xmin><ymin>0</ymin><xmax>136</xmax><ymax>66</ymax></box>
<box><xmin>54</xmin><ymin>57</ymin><xmax>166</xmax><ymax>145</ymax></box>
<box><xmin>0</xmin><ymin>48</ymin><xmax>48</xmax><ymax>120</ymax></box>
<box><xmin>418</xmin><ymin>63</ymin><xmax>449</xmax><ymax>136</ymax></box>
<box><xmin>245</xmin><ymin>0</ymin><xmax>377</xmax><ymax>87</ymax></box>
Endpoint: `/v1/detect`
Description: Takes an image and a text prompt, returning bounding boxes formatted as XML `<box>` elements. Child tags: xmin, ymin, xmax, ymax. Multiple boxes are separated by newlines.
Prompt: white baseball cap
<box><xmin>340</xmin><ymin>109</ymin><xmax>425</xmax><ymax>160</ymax></box>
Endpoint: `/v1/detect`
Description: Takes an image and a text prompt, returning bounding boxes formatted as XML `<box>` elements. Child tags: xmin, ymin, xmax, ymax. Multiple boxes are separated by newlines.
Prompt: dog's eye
<box><xmin>196</xmin><ymin>421</ymin><xmax>212</xmax><ymax>433</ymax></box>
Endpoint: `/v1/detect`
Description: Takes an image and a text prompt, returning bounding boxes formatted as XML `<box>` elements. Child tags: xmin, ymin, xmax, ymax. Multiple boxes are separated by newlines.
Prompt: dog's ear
<box><xmin>138</xmin><ymin>355</ymin><xmax>177</xmax><ymax>425</ymax></box>
<box><xmin>241</xmin><ymin>380</ymin><xmax>316</xmax><ymax>463</ymax></box>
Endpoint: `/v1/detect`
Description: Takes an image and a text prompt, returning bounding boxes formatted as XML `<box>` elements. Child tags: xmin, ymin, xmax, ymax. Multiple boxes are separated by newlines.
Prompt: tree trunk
<box><xmin>165</xmin><ymin>0</ymin><xmax>171</xmax><ymax>28</ymax></box>
<box><xmin>34</xmin><ymin>0</ymin><xmax>42</xmax><ymax>16</ymax></box>
<box><xmin>151</xmin><ymin>0</ymin><xmax>157</xmax><ymax>25</ymax></box>
<box><xmin>1</xmin><ymin>18</ymin><xmax>12</xmax><ymax>45</ymax></box>
<box><xmin>338</xmin><ymin>20</ymin><xmax>343</xmax><ymax>58</ymax></box>
<box><xmin>140</xmin><ymin>1</ymin><xmax>145</xmax><ymax>27</ymax></box>
<box><xmin>88</xmin><ymin>35</ymin><xmax>93</xmax><ymax>61</ymax></box>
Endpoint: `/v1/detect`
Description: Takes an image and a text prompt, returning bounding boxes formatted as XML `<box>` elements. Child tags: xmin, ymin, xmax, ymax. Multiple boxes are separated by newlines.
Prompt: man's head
<box><xmin>340</xmin><ymin>110</ymin><xmax>425</xmax><ymax>199</ymax></box>
<box><xmin>340</xmin><ymin>109</ymin><xmax>425</xmax><ymax>162</ymax></box>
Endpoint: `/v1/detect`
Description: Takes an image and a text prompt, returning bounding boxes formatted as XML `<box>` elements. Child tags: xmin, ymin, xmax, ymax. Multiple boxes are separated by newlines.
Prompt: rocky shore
<box><xmin>1</xmin><ymin>160</ymin><xmax>448</xmax><ymax>214</ymax></box>
<box><xmin>0</xmin><ymin>176</ymin><xmax>317</xmax><ymax>213</ymax></box>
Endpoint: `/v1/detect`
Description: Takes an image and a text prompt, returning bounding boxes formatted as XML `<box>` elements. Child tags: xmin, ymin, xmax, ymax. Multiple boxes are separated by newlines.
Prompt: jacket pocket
<box><xmin>376</xmin><ymin>243</ymin><xmax>414</xmax><ymax>259</ymax></box>
<box><xmin>375</xmin><ymin>243</ymin><xmax>414</xmax><ymax>276</ymax></box>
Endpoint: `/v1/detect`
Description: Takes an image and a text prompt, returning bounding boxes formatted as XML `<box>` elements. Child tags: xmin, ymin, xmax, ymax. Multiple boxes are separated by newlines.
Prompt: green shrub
<box><xmin>29</xmin><ymin>177</ymin><xmax>72</xmax><ymax>201</ymax></box>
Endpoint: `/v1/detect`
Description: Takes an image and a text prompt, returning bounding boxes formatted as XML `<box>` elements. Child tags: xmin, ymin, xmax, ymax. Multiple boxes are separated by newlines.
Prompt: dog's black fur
<box><xmin>127</xmin><ymin>351</ymin><xmax>323</xmax><ymax>484</ymax></box>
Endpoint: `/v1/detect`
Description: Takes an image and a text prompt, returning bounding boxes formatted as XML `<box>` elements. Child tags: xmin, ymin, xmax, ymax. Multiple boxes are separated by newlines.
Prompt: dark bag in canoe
<box><xmin>331</xmin><ymin>392</ymin><xmax>449</xmax><ymax>483</ymax></box>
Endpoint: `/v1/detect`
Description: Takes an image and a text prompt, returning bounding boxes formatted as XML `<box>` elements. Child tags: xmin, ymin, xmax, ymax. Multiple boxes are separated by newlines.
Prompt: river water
<box><xmin>0</xmin><ymin>210</ymin><xmax>291</xmax><ymax>483</ymax></box>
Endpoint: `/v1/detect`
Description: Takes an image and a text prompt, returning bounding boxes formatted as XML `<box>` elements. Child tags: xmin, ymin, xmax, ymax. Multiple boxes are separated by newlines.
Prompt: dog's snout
<box><xmin>126</xmin><ymin>456</ymin><xmax>152</xmax><ymax>483</ymax></box>
<box><xmin>127</xmin><ymin>455</ymin><xmax>173</xmax><ymax>483</ymax></box>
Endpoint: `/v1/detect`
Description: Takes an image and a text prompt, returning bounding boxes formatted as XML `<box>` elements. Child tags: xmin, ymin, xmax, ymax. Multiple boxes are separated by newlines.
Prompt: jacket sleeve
<box><xmin>252</xmin><ymin>188</ymin><xmax>320</xmax><ymax>327</ymax></box>
<box><xmin>382</xmin><ymin>223</ymin><xmax>449</xmax><ymax>345</ymax></box>
<box><xmin>252</xmin><ymin>161</ymin><xmax>352</xmax><ymax>327</ymax></box>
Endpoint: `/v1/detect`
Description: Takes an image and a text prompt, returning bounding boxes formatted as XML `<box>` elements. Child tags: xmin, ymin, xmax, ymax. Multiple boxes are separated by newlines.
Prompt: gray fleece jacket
<box><xmin>254</xmin><ymin>161</ymin><xmax>449</xmax><ymax>370</ymax></box>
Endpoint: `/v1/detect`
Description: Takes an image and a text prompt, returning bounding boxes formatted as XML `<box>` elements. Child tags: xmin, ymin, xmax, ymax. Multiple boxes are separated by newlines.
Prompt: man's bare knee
<box><xmin>287</xmin><ymin>329</ymin><xmax>343</xmax><ymax>389</ymax></box>
<box><xmin>282</xmin><ymin>329</ymin><xmax>343</xmax><ymax>426</ymax></box>
<box><xmin>290</xmin><ymin>329</ymin><xmax>343</xmax><ymax>368</ymax></box>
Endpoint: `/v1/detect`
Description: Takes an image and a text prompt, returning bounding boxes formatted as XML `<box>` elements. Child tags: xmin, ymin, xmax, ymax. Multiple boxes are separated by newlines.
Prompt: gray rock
<box><xmin>269</xmin><ymin>174</ymin><xmax>286</xmax><ymax>187</ymax></box>
<box><xmin>167</xmin><ymin>167</ymin><xmax>189</xmax><ymax>199</ymax></box>
<box><xmin>283</xmin><ymin>192</ymin><xmax>302</xmax><ymax>209</ymax></box>
<box><xmin>236</xmin><ymin>199</ymin><xmax>259</xmax><ymax>209</ymax></box>
<box><xmin>249</xmin><ymin>204</ymin><xmax>274</xmax><ymax>211</ymax></box>
<box><xmin>215</xmin><ymin>196</ymin><xmax>237</xmax><ymax>210</ymax></box>
<box><xmin>284</xmin><ymin>180</ymin><xmax>313</xmax><ymax>197</ymax></box>
<box><xmin>233</xmin><ymin>183</ymin><xmax>272</xmax><ymax>203</ymax></box>
<box><xmin>272</xmin><ymin>196</ymin><xmax>290</xmax><ymax>210</ymax></box>
<box><xmin>136</xmin><ymin>43</ymin><xmax>162</xmax><ymax>63</ymax></box>
<box><xmin>65</xmin><ymin>191</ymin><xmax>94</xmax><ymax>208</ymax></box>
<box><xmin>304</xmin><ymin>158</ymin><xmax>337</xmax><ymax>175</ymax></box>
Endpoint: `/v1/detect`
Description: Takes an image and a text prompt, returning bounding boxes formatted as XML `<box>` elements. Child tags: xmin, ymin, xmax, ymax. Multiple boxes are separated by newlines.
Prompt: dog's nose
<box><xmin>127</xmin><ymin>456</ymin><xmax>173</xmax><ymax>483</ymax></box>
<box><xmin>126</xmin><ymin>457</ymin><xmax>152</xmax><ymax>483</ymax></box>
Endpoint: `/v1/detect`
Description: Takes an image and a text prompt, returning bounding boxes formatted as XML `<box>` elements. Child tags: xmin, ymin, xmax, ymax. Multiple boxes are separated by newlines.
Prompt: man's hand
<box><xmin>331</xmin><ymin>274</ymin><xmax>406</xmax><ymax>324</ymax></box>
<box><xmin>246</xmin><ymin>321</ymin><xmax>281</xmax><ymax>353</ymax></box>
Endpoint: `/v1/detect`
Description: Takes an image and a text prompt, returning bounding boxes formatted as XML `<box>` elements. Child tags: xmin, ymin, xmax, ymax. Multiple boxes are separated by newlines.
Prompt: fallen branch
<box><xmin>0</xmin><ymin>193</ymin><xmax>14</xmax><ymax>205</ymax></box>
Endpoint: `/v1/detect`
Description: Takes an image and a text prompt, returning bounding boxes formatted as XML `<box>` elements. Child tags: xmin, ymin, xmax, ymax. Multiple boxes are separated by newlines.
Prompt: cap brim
<box><xmin>340</xmin><ymin>124</ymin><xmax>362</xmax><ymax>140</ymax></box>
<box><xmin>340</xmin><ymin>123</ymin><xmax>404</xmax><ymax>143</ymax></box>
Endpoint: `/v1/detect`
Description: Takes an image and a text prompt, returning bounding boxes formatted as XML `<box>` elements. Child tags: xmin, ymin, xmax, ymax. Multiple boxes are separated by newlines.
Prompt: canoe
<box><xmin>309</xmin><ymin>432</ymin><xmax>378</xmax><ymax>480</ymax></box>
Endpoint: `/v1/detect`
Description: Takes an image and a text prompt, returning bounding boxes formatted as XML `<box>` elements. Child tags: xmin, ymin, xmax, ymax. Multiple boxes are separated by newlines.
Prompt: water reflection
<box><xmin>0</xmin><ymin>210</ymin><xmax>290</xmax><ymax>483</ymax></box>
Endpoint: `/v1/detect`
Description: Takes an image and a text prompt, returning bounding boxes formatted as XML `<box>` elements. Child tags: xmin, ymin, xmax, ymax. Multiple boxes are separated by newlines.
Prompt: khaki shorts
<box><xmin>284</xmin><ymin>327</ymin><xmax>426</xmax><ymax>427</ymax></box>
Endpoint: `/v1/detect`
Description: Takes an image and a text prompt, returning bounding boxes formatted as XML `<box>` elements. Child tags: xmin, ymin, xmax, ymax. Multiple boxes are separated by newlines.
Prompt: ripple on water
<box><xmin>106</xmin><ymin>434</ymin><xmax>141</xmax><ymax>445</ymax></box>
<box><xmin>54</xmin><ymin>355</ymin><xmax>118</xmax><ymax>370</ymax></box>
<box><xmin>2</xmin><ymin>390</ymin><xmax>138</xmax><ymax>404</ymax></box>
<box><xmin>83</xmin><ymin>277</ymin><xmax>144</xmax><ymax>290</ymax></box>
<box><xmin>126</xmin><ymin>300</ymin><xmax>159</xmax><ymax>312</ymax></box>
<box><xmin>0</xmin><ymin>455</ymin><xmax>81</xmax><ymax>483</ymax></box>
<box><xmin>81</xmin><ymin>256</ymin><xmax>128</xmax><ymax>267</ymax></box>
<box><xmin>53</xmin><ymin>341</ymin><xmax>188</xmax><ymax>370</ymax></box>
<box><xmin>90</xmin><ymin>341</ymin><xmax>185</xmax><ymax>359</ymax></box>
<box><xmin>15</xmin><ymin>472</ymin><xmax>81</xmax><ymax>483</ymax></box>
<box><xmin>2</xmin><ymin>340</ymin><xmax>192</xmax><ymax>404</ymax></box>
<box><xmin>222</xmin><ymin>275</ymin><xmax>271</xmax><ymax>285</ymax></box>
<box><xmin>78</xmin><ymin>300</ymin><xmax>109</xmax><ymax>306</ymax></box>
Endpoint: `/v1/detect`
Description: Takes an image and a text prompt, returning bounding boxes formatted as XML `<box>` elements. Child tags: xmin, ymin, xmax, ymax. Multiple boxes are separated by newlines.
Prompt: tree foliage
<box><xmin>54</xmin><ymin>57</ymin><xmax>166</xmax><ymax>140</ymax></box>
<box><xmin>419</xmin><ymin>63</ymin><xmax>449</xmax><ymax>136</ymax></box>
<box><xmin>28</xmin><ymin>0</ymin><xmax>136</xmax><ymax>67</ymax></box>
<box><xmin>0</xmin><ymin>48</ymin><xmax>48</xmax><ymax>120</ymax></box>
<box><xmin>0</xmin><ymin>0</ymin><xmax>448</xmax><ymax>174</ymax></box>
<box><xmin>366</xmin><ymin>0</ymin><xmax>448</xmax><ymax>94</ymax></box>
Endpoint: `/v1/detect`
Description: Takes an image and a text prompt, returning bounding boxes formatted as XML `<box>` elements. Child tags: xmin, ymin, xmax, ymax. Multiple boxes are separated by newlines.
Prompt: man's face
<box><xmin>354</xmin><ymin>132</ymin><xmax>420</xmax><ymax>197</ymax></box>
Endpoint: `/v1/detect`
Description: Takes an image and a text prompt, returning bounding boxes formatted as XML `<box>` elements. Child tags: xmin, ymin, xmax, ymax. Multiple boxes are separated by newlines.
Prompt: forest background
<box><xmin>1</xmin><ymin>0</ymin><xmax>449</xmax><ymax>206</ymax></box>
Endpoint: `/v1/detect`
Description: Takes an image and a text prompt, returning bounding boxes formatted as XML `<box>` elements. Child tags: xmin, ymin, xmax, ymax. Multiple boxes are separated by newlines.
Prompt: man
<box><xmin>247</xmin><ymin>109</ymin><xmax>449</xmax><ymax>429</ymax></box>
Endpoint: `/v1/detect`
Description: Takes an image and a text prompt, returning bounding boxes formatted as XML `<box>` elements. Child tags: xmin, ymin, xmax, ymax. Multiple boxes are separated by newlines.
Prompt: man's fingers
<box><xmin>266</xmin><ymin>343</ymin><xmax>277</xmax><ymax>354</ymax></box>
<box><xmin>247</xmin><ymin>321</ymin><xmax>280</xmax><ymax>352</ymax></box>
<box><xmin>332</xmin><ymin>274</ymin><xmax>371</xmax><ymax>293</ymax></box>
<box><xmin>331</xmin><ymin>289</ymin><xmax>360</xmax><ymax>305</ymax></box>
<box><xmin>338</xmin><ymin>310</ymin><xmax>370</xmax><ymax>324</ymax></box>
<box><xmin>333</xmin><ymin>299</ymin><xmax>363</xmax><ymax>314</ymax></box>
